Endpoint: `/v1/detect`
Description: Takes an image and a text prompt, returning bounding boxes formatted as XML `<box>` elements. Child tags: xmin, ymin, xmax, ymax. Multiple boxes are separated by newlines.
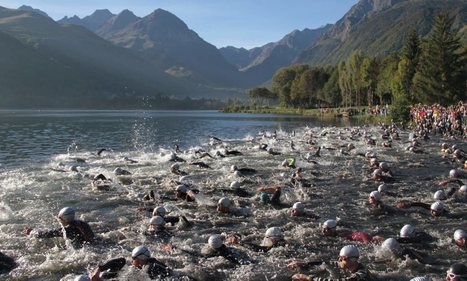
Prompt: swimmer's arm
<box><xmin>34</xmin><ymin>228</ymin><xmax>63</xmax><ymax>238</ymax></box>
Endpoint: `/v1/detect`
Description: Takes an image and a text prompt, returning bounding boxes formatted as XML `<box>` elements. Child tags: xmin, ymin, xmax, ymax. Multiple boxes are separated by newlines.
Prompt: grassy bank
<box><xmin>221</xmin><ymin>105</ymin><xmax>392</xmax><ymax>123</ymax></box>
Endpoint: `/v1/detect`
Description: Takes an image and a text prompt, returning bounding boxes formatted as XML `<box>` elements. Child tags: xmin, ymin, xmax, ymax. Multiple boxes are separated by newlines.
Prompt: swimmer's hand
<box><xmin>225</xmin><ymin>235</ymin><xmax>240</xmax><ymax>245</ymax></box>
<box><xmin>396</xmin><ymin>201</ymin><xmax>411</xmax><ymax>209</ymax></box>
<box><xmin>22</xmin><ymin>227</ymin><xmax>32</xmax><ymax>235</ymax></box>
<box><xmin>90</xmin><ymin>267</ymin><xmax>101</xmax><ymax>281</ymax></box>
<box><xmin>292</xmin><ymin>273</ymin><xmax>313</xmax><ymax>281</ymax></box>
<box><xmin>287</xmin><ymin>260</ymin><xmax>308</xmax><ymax>269</ymax></box>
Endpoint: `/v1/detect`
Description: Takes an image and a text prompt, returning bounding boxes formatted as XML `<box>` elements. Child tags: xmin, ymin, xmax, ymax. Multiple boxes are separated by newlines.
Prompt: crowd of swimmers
<box><xmin>1</xmin><ymin>115</ymin><xmax>466</xmax><ymax>280</ymax></box>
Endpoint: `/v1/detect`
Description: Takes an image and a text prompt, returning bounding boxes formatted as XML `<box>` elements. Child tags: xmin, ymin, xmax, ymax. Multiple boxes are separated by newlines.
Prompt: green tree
<box><xmin>413</xmin><ymin>13</ymin><xmax>466</xmax><ymax>104</ymax></box>
<box><xmin>320</xmin><ymin>65</ymin><xmax>341</xmax><ymax>106</ymax></box>
<box><xmin>393</xmin><ymin>30</ymin><xmax>421</xmax><ymax>104</ymax></box>
<box><xmin>376</xmin><ymin>54</ymin><xmax>399</xmax><ymax>104</ymax></box>
<box><xmin>348</xmin><ymin>50</ymin><xmax>365</xmax><ymax>106</ymax></box>
<box><xmin>360</xmin><ymin>56</ymin><xmax>379</xmax><ymax>106</ymax></box>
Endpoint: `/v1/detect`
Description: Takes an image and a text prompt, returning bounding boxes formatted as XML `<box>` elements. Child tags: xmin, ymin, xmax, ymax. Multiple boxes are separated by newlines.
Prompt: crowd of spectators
<box><xmin>410</xmin><ymin>102</ymin><xmax>465</xmax><ymax>137</ymax></box>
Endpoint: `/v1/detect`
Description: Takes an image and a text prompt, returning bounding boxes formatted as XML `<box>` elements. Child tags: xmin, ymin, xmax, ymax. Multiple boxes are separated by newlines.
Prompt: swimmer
<box><xmin>282</xmin><ymin>157</ymin><xmax>296</xmax><ymax>169</ymax></box>
<box><xmin>290</xmin><ymin>245</ymin><xmax>374</xmax><ymax>281</ymax></box>
<box><xmin>91</xmin><ymin>174</ymin><xmax>113</xmax><ymax>191</ymax></box>
<box><xmin>152</xmin><ymin>206</ymin><xmax>191</xmax><ymax>227</ymax></box>
<box><xmin>396</xmin><ymin>224</ymin><xmax>435</xmax><ymax>245</ymax></box>
<box><xmin>290</xmin><ymin>202</ymin><xmax>319</xmax><ymax>219</ymax></box>
<box><xmin>231</xmin><ymin>165</ymin><xmax>256</xmax><ymax>176</ymax></box>
<box><xmin>89</xmin><ymin>245</ymin><xmax>176</xmax><ymax>280</ymax></box>
<box><xmin>321</xmin><ymin>219</ymin><xmax>383</xmax><ymax>243</ymax></box>
<box><xmin>113</xmin><ymin>167</ymin><xmax>131</xmax><ymax>176</ymax></box>
<box><xmin>144</xmin><ymin>216</ymin><xmax>172</xmax><ymax>242</ymax></box>
<box><xmin>445</xmin><ymin>263</ymin><xmax>467</xmax><ymax>281</ymax></box>
<box><xmin>170</xmin><ymin>163</ymin><xmax>188</xmax><ymax>176</ymax></box>
<box><xmin>224</xmin><ymin>149</ymin><xmax>242</xmax><ymax>156</ymax></box>
<box><xmin>219</xmin><ymin>181</ymin><xmax>251</xmax><ymax>198</ymax></box>
<box><xmin>267</xmin><ymin>147</ymin><xmax>281</xmax><ymax>156</ymax></box>
<box><xmin>257</xmin><ymin>185</ymin><xmax>282</xmax><ymax>207</ymax></box>
<box><xmin>0</xmin><ymin>251</ymin><xmax>17</xmax><ymax>275</ymax></box>
<box><xmin>216</xmin><ymin>197</ymin><xmax>250</xmax><ymax>217</ymax></box>
<box><xmin>371</xmin><ymin>168</ymin><xmax>394</xmax><ymax>183</ymax></box>
<box><xmin>169</xmin><ymin>152</ymin><xmax>186</xmax><ymax>163</ymax></box>
<box><xmin>377</xmin><ymin>183</ymin><xmax>397</xmax><ymax>197</ymax></box>
<box><xmin>189</xmin><ymin>161</ymin><xmax>211</xmax><ymax>169</ymax></box>
<box><xmin>453</xmin><ymin>229</ymin><xmax>466</xmax><ymax>249</ymax></box>
<box><xmin>396</xmin><ymin>200</ymin><xmax>465</xmax><ymax>219</ymax></box>
<box><xmin>23</xmin><ymin>207</ymin><xmax>94</xmax><ymax>249</ymax></box>
<box><xmin>242</xmin><ymin>227</ymin><xmax>286</xmax><ymax>253</ymax></box>
<box><xmin>379</xmin><ymin>238</ymin><xmax>437</xmax><ymax>264</ymax></box>
<box><xmin>203</xmin><ymin>234</ymin><xmax>253</xmax><ymax>265</ymax></box>
<box><xmin>175</xmin><ymin>184</ymin><xmax>198</xmax><ymax>202</ymax></box>
<box><xmin>367</xmin><ymin>191</ymin><xmax>398</xmax><ymax>215</ymax></box>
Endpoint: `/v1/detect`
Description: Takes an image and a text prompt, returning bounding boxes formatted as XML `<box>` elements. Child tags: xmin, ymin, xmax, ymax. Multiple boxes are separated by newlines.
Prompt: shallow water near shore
<box><xmin>0</xmin><ymin>110</ymin><xmax>465</xmax><ymax>281</ymax></box>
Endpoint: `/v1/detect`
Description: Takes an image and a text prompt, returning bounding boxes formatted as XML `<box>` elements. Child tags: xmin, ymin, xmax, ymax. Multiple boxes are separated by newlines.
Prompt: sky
<box><xmin>0</xmin><ymin>0</ymin><xmax>358</xmax><ymax>49</ymax></box>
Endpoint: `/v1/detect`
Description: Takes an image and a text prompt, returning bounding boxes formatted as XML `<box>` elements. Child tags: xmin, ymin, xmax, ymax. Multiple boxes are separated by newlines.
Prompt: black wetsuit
<box><xmin>35</xmin><ymin>220</ymin><xmax>94</xmax><ymax>249</ymax></box>
<box><xmin>0</xmin><ymin>252</ymin><xmax>17</xmax><ymax>274</ymax></box>
<box><xmin>206</xmin><ymin>245</ymin><xmax>253</xmax><ymax>265</ymax></box>
<box><xmin>100</xmin><ymin>258</ymin><xmax>173</xmax><ymax>280</ymax></box>
<box><xmin>406</xmin><ymin>202</ymin><xmax>466</xmax><ymax>219</ymax></box>
<box><xmin>244</xmin><ymin>239</ymin><xmax>286</xmax><ymax>253</ymax></box>
<box><xmin>396</xmin><ymin>231</ymin><xmax>435</xmax><ymax>244</ymax></box>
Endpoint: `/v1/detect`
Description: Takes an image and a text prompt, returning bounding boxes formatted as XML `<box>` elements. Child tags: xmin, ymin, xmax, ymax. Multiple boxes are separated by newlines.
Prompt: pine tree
<box><xmin>413</xmin><ymin>13</ymin><xmax>466</xmax><ymax>104</ymax></box>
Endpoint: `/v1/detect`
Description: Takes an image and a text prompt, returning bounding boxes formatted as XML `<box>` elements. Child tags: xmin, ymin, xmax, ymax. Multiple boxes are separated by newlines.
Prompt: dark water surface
<box><xmin>0</xmin><ymin>110</ymin><xmax>464</xmax><ymax>281</ymax></box>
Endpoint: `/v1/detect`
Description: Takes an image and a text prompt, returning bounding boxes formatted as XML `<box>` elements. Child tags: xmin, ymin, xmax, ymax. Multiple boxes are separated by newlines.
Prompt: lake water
<box><xmin>0</xmin><ymin>110</ymin><xmax>464</xmax><ymax>281</ymax></box>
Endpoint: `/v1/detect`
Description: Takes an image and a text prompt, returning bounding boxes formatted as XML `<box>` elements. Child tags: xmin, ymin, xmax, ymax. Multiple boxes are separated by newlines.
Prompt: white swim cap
<box><xmin>179</xmin><ymin>175</ymin><xmax>190</xmax><ymax>182</ymax></box>
<box><xmin>379</xmin><ymin>162</ymin><xmax>389</xmax><ymax>171</ymax></box>
<box><xmin>74</xmin><ymin>275</ymin><xmax>91</xmax><ymax>281</ymax></box>
<box><xmin>176</xmin><ymin>184</ymin><xmax>188</xmax><ymax>193</ymax></box>
<box><xmin>449</xmin><ymin>169</ymin><xmax>459</xmax><ymax>178</ymax></box>
<box><xmin>233</xmin><ymin>170</ymin><xmax>242</xmax><ymax>177</ymax></box>
<box><xmin>409</xmin><ymin>277</ymin><xmax>431</xmax><ymax>281</ymax></box>
<box><xmin>339</xmin><ymin>245</ymin><xmax>359</xmax><ymax>258</ymax></box>
<box><xmin>323</xmin><ymin>219</ymin><xmax>337</xmax><ymax>229</ymax></box>
<box><xmin>377</xmin><ymin>184</ymin><xmax>386</xmax><ymax>193</ymax></box>
<box><xmin>58</xmin><ymin>207</ymin><xmax>75</xmax><ymax>223</ymax></box>
<box><xmin>230</xmin><ymin>165</ymin><xmax>238</xmax><ymax>172</ymax></box>
<box><xmin>400</xmin><ymin>224</ymin><xmax>415</xmax><ymax>238</ymax></box>
<box><xmin>370</xmin><ymin>158</ymin><xmax>378</xmax><ymax>164</ymax></box>
<box><xmin>281</xmin><ymin>159</ymin><xmax>288</xmax><ymax>166</ymax></box>
<box><xmin>433</xmin><ymin>190</ymin><xmax>447</xmax><ymax>200</ymax></box>
<box><xmin>293</xmin><ymin>202</ymin><xmax>305</xmax><ymax>210</ymax></box>
<box><xmin>460</xmin><ymin>185</ymin><xmax>467</xmax><ymax>193</ymax></box>
<box><xmin>265</xmin><ymin>227</ymin><xmax>282</xmax><ymax>238</ymax></box>
<box><xmin>267</xmin><ymin>148</ymin><xmax>273</xmax><ymax>153</ymax></box>
<box><xmin>454</xmin><ymin>229</ymin><xmax>466</xmax><ymax>240</ymax></box>
<box><xmin>430</xmin><ymin>201</ymin><xmax>444</xmax><ymax>211</ymax></box>
<box><xmin>218</xmin><ymin>197</ymin><xmax>231</xmax><ymax>207</ymax></box>
<box><xmin>452</xmin><ymin>144</ymin><xmax>459</xmax><ymax>151</ymax></box>
<box><xmin>149</xmin><ymin>216</ymin><xmax>165</xmax><ymax>226</ymax></box>
<box><xmin>372</xmin><ymin>169</ymin><xmax>383</xmax><ymax>177</ymax></box>
<box><xmin>171</xmin><ymin>163</ymin><xmax>180</xmax><ymax>170</ymax></box>
<box><xmin>454</xmin><ymin>149</ymin><xmax>462</xmax><ymax>156</ymax></box>
<box><xmin>382</xmin><ymin>238</ymin><xmax>400</xmax><ymax>252</ymax></box>
<box><xmin>153</xmin><ymin>206</ymin><xmax>166</xmax><ymax>217</ymax></box>
<box><xmin>230</xmin><ymin>181</ymin><xmax>240</xmax><ymax>189</ymax></box>
<box><xmin>208</xmin><ymin>234</ymin><xmax>223</xmax><ymax>249</ymax></box>
<box><xmin>132</xmin><ymin>245</ymin><xmax>151</xmax><ymax>261</ymax></box>
<box><xmin>369</xmin><ymin>190</ymin><xmax>382</xmax><ymax>201</ymax></box>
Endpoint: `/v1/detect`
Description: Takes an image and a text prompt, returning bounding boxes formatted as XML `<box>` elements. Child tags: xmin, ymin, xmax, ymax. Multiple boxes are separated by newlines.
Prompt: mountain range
<box><xmin>0</xmin><ymin>0</ymin><xmax>465</xmax><ymax>108</ymax></box>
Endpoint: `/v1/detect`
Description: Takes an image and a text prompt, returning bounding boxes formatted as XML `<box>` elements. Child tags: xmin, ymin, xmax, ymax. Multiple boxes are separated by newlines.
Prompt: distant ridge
<box><xmin>297</xmin><ymin>0</ymin><xmax>467</xmax><ymax>65</ymax></box>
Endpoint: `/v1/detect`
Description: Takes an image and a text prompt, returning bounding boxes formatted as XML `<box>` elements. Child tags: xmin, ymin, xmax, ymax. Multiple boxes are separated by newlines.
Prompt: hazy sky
<box><xmin>0</xmin><ymin>0</ymin><xmax>358</xmax><ymax>49</ymax></box>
